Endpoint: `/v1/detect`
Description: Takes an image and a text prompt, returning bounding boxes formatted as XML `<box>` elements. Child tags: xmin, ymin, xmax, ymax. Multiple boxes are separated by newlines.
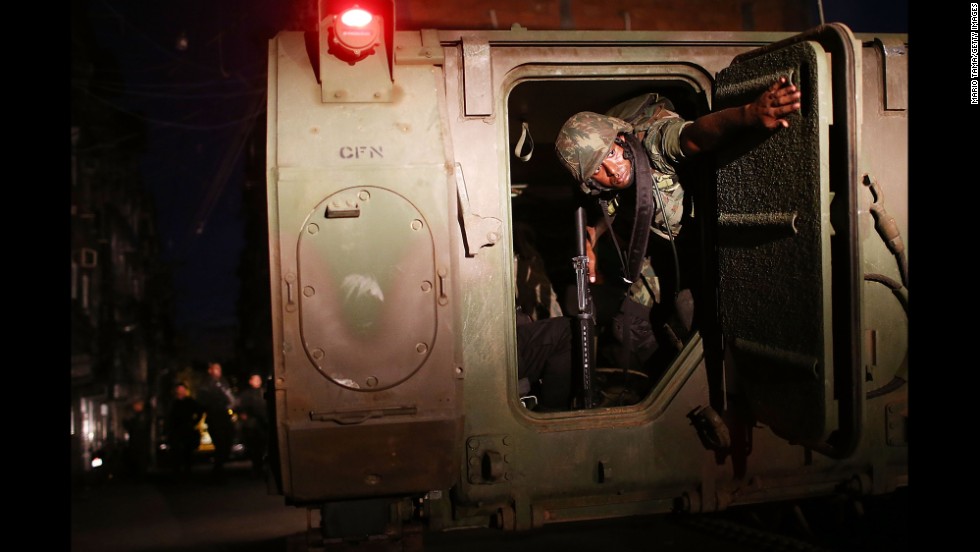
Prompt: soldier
<box><xmin>121</xmin><ymin>399</ymin><xmax>151</xmax><ymax>480</ymax></box>
<box><xmin>236</xmin><ymin>373</ymin><xmax>269</xmax><ymax>478</ymax></box>
<box><xmin>168</xmin><ymin>381</ymin><xmax>204</xmax><ymax>477</ymax></box>
<box><xmin>554</xmin><ymin>77</ymin><xmax>801</xmax><ymax>376</ymax></box>
<box><xmin>512</xmin><ymin>220</ymin><xmax>574</xmax><ymax>411</ymax></box>
<box><xmin>197</xmin><ymin>361</ymin><xmax>236</xmax><ymax>479</ymax></box>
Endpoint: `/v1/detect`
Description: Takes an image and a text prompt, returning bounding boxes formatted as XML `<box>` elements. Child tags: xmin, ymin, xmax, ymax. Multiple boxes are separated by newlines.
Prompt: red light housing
<box><xmin>334</xmin><ymin>7</ymin><xmax>381</xmax><ymax>57</ymax></box>
<box><xmin>318</xmin><ymin>0</ymin><xmax>395</xmax><ymax>102</ymax></box>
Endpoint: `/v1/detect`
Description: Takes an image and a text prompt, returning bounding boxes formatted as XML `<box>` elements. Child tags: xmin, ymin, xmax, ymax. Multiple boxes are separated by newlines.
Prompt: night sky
<box><xmin>77</xmin><ymin>0</ymin><xmax>300</xmax><ymax>358</ymax></box>
<box><xmin>74</xmin><ymin>0</ymin><xmax>909</xmax><ymax>361</ymax></box>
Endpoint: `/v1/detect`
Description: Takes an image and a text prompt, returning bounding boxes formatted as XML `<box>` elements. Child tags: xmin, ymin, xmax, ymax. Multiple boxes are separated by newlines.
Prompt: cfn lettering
<box><xmin>339</xmin><ymin>146</ymin><xmax>383</xmax><ymax>159</ymax></box>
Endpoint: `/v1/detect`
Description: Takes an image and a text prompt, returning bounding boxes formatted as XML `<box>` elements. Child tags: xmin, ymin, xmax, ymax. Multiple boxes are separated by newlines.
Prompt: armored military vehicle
<box><xmin>264</xmin><ymin>0</ymin><xmax>907</xmax><ymax>547</ymax></box>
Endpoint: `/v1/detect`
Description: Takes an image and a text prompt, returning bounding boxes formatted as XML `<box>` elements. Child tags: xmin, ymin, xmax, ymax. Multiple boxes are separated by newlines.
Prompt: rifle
<box><xmin>572</xmin><ymin>206</ymin><xmax>597</xmax><ymax>409</ymax></box>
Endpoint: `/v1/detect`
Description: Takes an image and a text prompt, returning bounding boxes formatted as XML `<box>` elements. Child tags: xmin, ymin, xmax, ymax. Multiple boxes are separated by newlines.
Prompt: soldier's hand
<box><xmin>748</xmin><ymin>77</ymin><xmax>801</xmax><ymax>130</ymax></box>
<box><xmin>586</xmin><ymin>226</ymin><xmax>597</xmax><ymax>283</ymax></box>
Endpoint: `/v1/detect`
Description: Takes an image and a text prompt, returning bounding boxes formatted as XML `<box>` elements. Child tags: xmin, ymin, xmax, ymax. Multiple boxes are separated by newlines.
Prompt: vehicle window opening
<box><xmin>507</xmin><ymin>78</ymin><xmax>709</xmax><ymax>413</ymax></box>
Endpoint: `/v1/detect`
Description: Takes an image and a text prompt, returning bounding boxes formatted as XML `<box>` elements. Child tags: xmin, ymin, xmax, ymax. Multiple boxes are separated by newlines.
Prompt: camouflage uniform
<box><xmin>513</xmin><ymin>222</ymin><xmax>563</xmax><ymax>322</ymax></box>
<box><xmin>555</xmin><ymin>94</ymin><xmax>693</xmax><ymax>308</ymax></box>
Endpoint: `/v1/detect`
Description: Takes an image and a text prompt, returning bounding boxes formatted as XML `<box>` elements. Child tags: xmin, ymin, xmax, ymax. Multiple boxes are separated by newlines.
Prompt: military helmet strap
<box><xmin>594</xmin><ymin>133</ymin><xmax>654</xmax><ymax>285</ymax></box>
<box><xmin>621</xmin><ymin>133</ymin><xmax>655</xmax><ymax>285</ymax></box>
<box><xmin>597</xmin><ymin>197</ymin><xmax>629</xmax><ymax>282</ymax></box>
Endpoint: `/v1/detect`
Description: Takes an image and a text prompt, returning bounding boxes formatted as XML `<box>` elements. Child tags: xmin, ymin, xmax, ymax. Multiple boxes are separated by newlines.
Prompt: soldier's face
<box><xmin>592</xmin><ymin>141</ymin><xmax>633</xmax><ymax>189</ymax></box>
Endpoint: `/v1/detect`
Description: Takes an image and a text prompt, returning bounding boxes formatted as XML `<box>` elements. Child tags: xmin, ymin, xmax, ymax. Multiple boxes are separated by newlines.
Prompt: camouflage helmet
<box><xmin>555</xmin><ymin>112</ymin><xmax>633</xmax><ymax>195</ymax></box>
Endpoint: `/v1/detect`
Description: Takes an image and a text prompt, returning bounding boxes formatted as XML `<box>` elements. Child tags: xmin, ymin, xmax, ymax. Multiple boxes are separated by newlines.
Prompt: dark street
<box><xmin>70</xmin><ymin>458</ymin><xmax>907</xmax><ymax>552</ymax></box>
<box><xmin>71</xmin><ymin>459</ymin><xmax>729</xmax><ymax>552</ymax></box>
<box><xmin>71</xmin><ymin>460</ymin><xmax>308</xmax><ymax>551</ymax></box>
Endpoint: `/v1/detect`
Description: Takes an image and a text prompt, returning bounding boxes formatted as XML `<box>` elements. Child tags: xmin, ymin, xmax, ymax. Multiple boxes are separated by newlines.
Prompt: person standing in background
<box><xmin>122</xmin><ymin>399</ymin><xmax>151</xmax><ymax>481</ymax></box>
<box><xmin>197</xmin><ymin>362</ymin><xmax>236</xmax><ymax>480</ymax></box>
<box><xmin>167</xmin><ymin>381</ymin><xmax>204</xmax><ymax>478</ymax></box>
<box><xmin>236</xmin><ymin>373</ymin><xmax>270</xmax><ymax>478</ymax></box>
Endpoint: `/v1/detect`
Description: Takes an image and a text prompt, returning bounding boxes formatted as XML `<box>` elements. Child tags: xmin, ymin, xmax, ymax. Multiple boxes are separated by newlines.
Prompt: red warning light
<box><xmin>331</xmin><ymin>6</ymin><xmax>381</xmax><ymax>62</ymax></box>
<box><xmin>340</xmin><ymin>8</ymin><xmax>372</xmax><ymax>27</ymax></box>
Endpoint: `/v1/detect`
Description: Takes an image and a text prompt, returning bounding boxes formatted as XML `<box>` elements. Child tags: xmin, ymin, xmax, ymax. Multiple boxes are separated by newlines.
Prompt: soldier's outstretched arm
<box><xmin>679</xmin><ymin>77</ymin><xmax>801</xmax><ymax>156</ymax></box>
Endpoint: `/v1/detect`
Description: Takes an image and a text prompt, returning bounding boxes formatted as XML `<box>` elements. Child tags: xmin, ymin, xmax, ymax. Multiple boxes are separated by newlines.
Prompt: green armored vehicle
<box><xmin>264</xmin><ymin>0</ymin><xmax>907</xmax><ymax>546</ymax></box>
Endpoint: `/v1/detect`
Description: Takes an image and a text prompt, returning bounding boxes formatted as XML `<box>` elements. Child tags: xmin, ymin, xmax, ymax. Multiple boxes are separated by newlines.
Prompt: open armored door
<box><xmin>711</xmin><ymin>24</ymin><xmax>863</xmax><ymax>455</ymax></box>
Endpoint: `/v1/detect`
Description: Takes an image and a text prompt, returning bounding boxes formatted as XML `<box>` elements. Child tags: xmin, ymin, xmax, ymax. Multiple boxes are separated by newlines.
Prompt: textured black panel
<box><xmin>713</xmin><ymin>41</ymin><xmax>832</xmax><ymax>442</ymax></box>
